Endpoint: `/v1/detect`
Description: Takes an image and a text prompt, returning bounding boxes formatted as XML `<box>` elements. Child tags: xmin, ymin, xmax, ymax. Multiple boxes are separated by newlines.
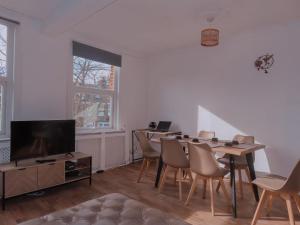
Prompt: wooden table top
<box><xmin>135</xmin><ymin>129</ymin><xmax>180</xmax><ymax>135</ymax></box>
<box><xmin>150</xmin><ymin>137</ymin><xmax>265</xmax><ymax>156</ymax></box>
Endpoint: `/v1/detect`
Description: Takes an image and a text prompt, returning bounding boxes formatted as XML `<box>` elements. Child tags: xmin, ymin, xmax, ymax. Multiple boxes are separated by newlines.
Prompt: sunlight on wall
<box><xmin>197</xmin><ymin>105</ymin><xmax>245</xmax><ymax>140</ymax></box>
<box><xmin>197</xmin><ymin>105</ymin><xmax>270</xmax><ymax>173</ymax></box>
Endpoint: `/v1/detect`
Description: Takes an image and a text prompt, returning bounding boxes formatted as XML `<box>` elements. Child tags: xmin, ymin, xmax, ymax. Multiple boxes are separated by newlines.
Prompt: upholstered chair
<box><xmin>135</xmin><ymin>131</ymin><xmax>160</xmax><ymax>183</ymax></box>
<box><xmin>185</xmin><ymin>142</ymin><xmax>230</xmax><ymax>216</ymax></box>
<box><xmin>251</xmin><ymin>160</ymin><xmax>300</xmax><ymax>225</ymax></box>
<box><xmin>159</xmin><ymin>138</ymin><xmax>192</xmax><ymax>200</ymax></box>
<box><xmin>217</xmin><ymin>134</ymin><xmax>255</xmax><ymax>198</ymax></box>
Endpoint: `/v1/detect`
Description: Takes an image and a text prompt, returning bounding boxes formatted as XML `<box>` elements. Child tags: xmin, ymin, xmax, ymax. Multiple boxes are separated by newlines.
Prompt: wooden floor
<box><xmin>0</xmin><ymin>162</ymin><xmax>299</xmax><ymax>225</ymax></box>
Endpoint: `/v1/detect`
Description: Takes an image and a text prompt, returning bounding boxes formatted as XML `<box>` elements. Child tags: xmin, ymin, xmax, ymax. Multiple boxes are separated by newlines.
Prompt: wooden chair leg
<box><xmin>202</xmin><ymin>179</ymin><xmax>207</xmax><ymax>199</ymax></box>
<box><xmin>159</xmin><ymin>165</ymin><xmax>170</xmax><ymax>193</ymax></box>
<box><xmin>187</xmin><ymin>170</ymin><xmax>193</xmax><ymax>184</ymax></box>
<box><xmin>238</xmin><ymin>168</ymin><xmax>244</xmax><ymax>199</ymax></box>
<box><xmin>293</xmin><ymin>194</ymin><xmax>300</xmax><ymax>214</ymax></box>
<box><xmin>174</xmin><ymin>169</ymin><xmax>178</xmax><ymax>185</ymax></box>
<box><xmin>145</xmin><ymin>160</ymin><xmax>150</xmax><ymax>175</ymax></box>
<box><xmin>245</xmin><ymin>168</ymin><xmax>252</xmax><ymax>183</ymax></box>
<box><xmin>209</xmin><ymin>178</ymin><xmax>215</xmax><ymax>216</ymax></box>
<box><xmin>284</xmin><ymin>194</ymin><xmax>295</xmax><ymax>225</ymax></box>
<box><xmin>216</xmin><ymin>181</ymin><xmax>221</xmax><ymax>193</ymax></box>
<box><xmin>251</xmin><ymin>189</ymin><xmax>269</xmax><ymax>225</ymax></box>
<box><xmin>185</xmin><ymin>174</ymin><xmax>198</xmax><ymax>205</ymax></box>
<box><xmin>178</xmin><ymin>168</ymin><xmax>182</xmax><ymax>201</ymax></box>
<box><xmin>137</xmin><ymin>158</ymin><xmax>147</xmax><ymax>183</ymax></box>
<box><xmin>219</xmin><ymin>178</ymin><xmax>231</xmax><ymax>206</ymax></box>
<box><xmin>266</xmin><ymin>194</ymin><xmax>273</xmax><ymax>216</ymax></box>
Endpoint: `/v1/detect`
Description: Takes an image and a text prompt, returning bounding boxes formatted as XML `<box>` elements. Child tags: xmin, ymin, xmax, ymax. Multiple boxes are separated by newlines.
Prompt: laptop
<box><xmin>154</xmin><ymin>121</ymin><xmax>172</xmax><ymax>132</ymax></box>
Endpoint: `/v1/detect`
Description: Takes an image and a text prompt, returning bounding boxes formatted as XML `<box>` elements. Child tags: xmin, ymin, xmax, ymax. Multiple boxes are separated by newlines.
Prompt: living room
<box><xmin>0</xmin><ymin>1</ymin><xmax>299</xmax><ymax>225</ymax></box>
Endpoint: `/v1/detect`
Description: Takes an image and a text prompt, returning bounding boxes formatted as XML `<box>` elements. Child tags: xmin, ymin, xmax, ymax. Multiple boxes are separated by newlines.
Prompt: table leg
<box><xmin>131</xmin><ymin>130</ymin><xmax>134</xmax><ymax>163</ymax></box>
<box><xmin>155</xmin><ymin>156</ymin><xmax>163</xmax><ymax>187</ymax></box>
<box><xmin>246</xmin><ymin>153</ymin><xmax>259</xmax><ymax>202</ymax></box>
<box><xmin>89</xmin><ymin>157</ymin><xmax>92</xmax><ymax>186</ymax></box>
<box><xmin>229</xmin><ymin>155</ymin><xmax>237</xmax><ymax>218</ymax></box>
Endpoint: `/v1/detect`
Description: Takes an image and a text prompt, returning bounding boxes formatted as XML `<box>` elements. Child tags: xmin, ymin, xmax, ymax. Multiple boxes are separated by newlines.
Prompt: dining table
<box><xmin>150</xmin><ymin>136</ymin><xmax>266</xmax><ymax>218</ymax></box>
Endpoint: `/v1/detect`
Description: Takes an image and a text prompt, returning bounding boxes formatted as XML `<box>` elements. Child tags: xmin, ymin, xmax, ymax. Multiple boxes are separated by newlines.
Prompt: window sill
<box><xmin>0</xmin><ymin>137</ymin><xmax>9</xmax><ymax>142</ymax></box>
<box><xmin>76</xmin><ymin>129</ymin><xmax>125</xmax><ymax>136</ymax></box>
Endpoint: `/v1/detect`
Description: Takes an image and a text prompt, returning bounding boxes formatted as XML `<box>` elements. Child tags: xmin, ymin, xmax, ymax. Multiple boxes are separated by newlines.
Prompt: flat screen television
<box><xmin>10</xmin><ymin>120</ymin><xmax>75</xmax><ymax>161</ymax></box>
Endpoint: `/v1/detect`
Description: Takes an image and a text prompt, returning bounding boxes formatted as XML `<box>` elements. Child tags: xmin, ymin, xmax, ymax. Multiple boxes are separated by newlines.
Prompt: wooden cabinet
<box><xmin>0</xmin><ymin>152</ymin><xmax>92</xmax><ymax>210</ymax></box>
<box><xmin>38</xmin><ymin>162</ymin><xmax>65</xmax><ymax>189</ymax></box>
<box><xmin>5</xmin><ymin>167</ymin><xmax>38</xmax><ymax>198</ymax></box>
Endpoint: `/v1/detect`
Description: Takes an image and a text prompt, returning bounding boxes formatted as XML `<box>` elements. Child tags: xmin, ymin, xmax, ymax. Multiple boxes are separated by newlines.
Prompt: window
<box><xmin>0</xmin><ymin>20</ymin><xmax>16</xmax><ymax>135</ymax></box>
<box><xmin>72</xmin><ymin>42</ymin><xmax>121</xmax><ymax>130</ymax></box>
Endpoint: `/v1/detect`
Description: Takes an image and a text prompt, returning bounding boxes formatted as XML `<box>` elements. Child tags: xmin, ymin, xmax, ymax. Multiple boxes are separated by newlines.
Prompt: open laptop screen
<box><xmin>156</xmin><ymin>121</ymin><xmax>171</xmax><ymax>132</ymax></box>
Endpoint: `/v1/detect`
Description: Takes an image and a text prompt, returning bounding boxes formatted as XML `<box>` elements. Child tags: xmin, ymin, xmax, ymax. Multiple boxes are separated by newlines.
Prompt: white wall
<box><xmin>147</xmin><ymin>21</ymin><xmax>300</xmax><ymax>176</ymax></box>
<box><xmin>0</xmin><ymin>6</ymin><xmax>148</xmax><ymax>165</ymax></box>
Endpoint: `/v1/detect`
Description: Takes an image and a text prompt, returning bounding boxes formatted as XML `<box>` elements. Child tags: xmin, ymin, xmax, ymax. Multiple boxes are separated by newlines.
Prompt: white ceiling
<box><xmin>0</xmin><ymin>0</ymin><xmax>64</xmax><ymax>20</ymax></box>
<box><xmin>0</xmin><ymin>0</ymin><xmax>299</xmax><ymax>56</ymax></box>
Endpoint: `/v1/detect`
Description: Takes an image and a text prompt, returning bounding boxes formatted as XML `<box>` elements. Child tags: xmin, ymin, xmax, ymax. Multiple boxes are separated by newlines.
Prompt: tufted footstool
<box><xmin>18</xmin><ymin>193</ymin><xmax>190</xmax><ymax>225</ymax></box>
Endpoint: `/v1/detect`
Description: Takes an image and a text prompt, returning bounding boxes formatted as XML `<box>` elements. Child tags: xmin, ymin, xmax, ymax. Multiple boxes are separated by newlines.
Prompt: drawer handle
<box><xmin>48</xmin><ymin>163</ymin><xmax>56</xmax><ymax>165</ymax></box>
<box><xmin>18</xmin><ymin>168</ymin><xmax>26</xmax><ymax>171</ymax></box>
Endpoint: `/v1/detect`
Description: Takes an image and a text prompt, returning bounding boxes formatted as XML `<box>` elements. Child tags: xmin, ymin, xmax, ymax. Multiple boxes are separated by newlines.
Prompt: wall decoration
<box><xmin>255</xmin><ymin>53</ymin><xmax>274</xmax><ymax>74</ymax></box>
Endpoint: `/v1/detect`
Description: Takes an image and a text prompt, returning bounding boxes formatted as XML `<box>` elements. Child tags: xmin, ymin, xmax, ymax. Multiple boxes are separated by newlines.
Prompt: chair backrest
<box><xmin>233</xmin><ymin>134</ymin><xmax>254</xmax><ymax>144</ymax></box>
<box><xmin>198</xmin><ymin>130</ymin><xmax>215</xmax><ymax>139</ymax></box>
<box><xmin>135</xmin><ymin>131</ymin><xmax>153</xmax><ymax>153</ymax></box>
<box><xmin>161</xmin><ymin>138</ymin><xmax>189</xmax><ymax>168</ymax></box>
<box><xmin>188</xmin><ymin>142</ymin><xmax>221</xmax><ymax>176</ymax></box>
<box><xmin>233</xmin><ymin>134</ymin><xmax>255</xmax><ymax>161</ymax></box>
<box><xmin>280</xmin><ymin>160</ymin><xmax>300</xmax><ymax>192</ymax></box>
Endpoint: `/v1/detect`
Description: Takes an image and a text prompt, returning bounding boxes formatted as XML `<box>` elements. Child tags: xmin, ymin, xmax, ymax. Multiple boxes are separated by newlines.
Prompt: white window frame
<box><xmin>70</xmin><ymin>56</ymin><xmax>120</xmax><ymax>132</ymax></box>
<box><xmin>0</xmin><ymin>19</ymin><xmax>16</xmax><ymax>137</ymax></box>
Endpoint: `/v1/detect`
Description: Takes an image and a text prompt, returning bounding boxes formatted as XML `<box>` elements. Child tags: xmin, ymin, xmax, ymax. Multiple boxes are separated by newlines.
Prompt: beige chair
<box><xmin>251</xmin><ymin>160</ymin><xmax>300</xmax><ymax>225</ymax></box>
<box><xmin>159</xmin><ymin>138</ymin><xmax>192</xmax><ymax>200</ymax></box>
<box><xmin>135</xmin><ymin>131</ymin><xmax>160</xmax><ymax>183</ymax></box>
<box><xmin>185</xmin><ymin>142</ymin><xmax>230</xmax><ymax>216</ymax></box>
<box><xmin>198</xmin><ymin>130</ymin><xmax>215</xmax><ymax>139</ymax></box>
<box><xmin>217</xmin><ymin>134</ymin><xmax>255</xmax><ymax>198</ymax></box>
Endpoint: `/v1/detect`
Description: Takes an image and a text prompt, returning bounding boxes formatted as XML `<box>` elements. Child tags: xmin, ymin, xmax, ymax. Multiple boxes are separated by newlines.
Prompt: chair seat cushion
<box><xmin>144</xmin><ymin>151</ymin><xmax>160</xmax><ymax>158</ymax></box>
<box><xmin>18</xmin><ymin>193</ymin><xmax>190</xmax><ymax>225</ymax></box>
<box><xmin>194</xmin><ymin>167</ymin><xmax>229</xmax><ymax>178</ymax></box>
<box><xmin>252</xmin><ymin>174</ymin><xmax>287</xmax><ymax>191</ymax></box>
<box><xmin>214</xmin><ymin>167</ymin><xmax>230</xmax><ymax>177</ymax></box>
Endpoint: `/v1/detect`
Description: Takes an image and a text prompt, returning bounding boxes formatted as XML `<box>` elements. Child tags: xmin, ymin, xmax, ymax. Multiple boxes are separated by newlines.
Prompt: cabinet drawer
<box><xmin>5</xmin><ymin>167</ymin><xmax>38</xmax><ymax>198</ymax></box>
<box><xmin>38</xmin><ymin>162</ymin><xmax>65</xmax><ymax>189</ymax></box>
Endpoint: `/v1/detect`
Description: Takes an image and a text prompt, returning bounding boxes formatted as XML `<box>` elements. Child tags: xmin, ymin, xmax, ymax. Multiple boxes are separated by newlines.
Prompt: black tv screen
<box><xmin>10</xmin><ymin>120</ymin><xmax>75</xmax><ymax>161</ymax></box>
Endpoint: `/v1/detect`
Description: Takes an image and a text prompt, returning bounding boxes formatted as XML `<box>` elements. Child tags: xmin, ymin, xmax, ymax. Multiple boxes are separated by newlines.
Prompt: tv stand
<box><xmin>0</xmin><ymin>152</ymin><xmax>92</xmax><ymax>210</ymax></box>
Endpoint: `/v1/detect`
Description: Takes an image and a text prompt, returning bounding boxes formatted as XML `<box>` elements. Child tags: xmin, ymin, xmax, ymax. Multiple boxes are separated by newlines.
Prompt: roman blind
<box><xmin>72</xmin><ymin>41</ymin><xmax>122</xmax><ymax>67</ymax></box>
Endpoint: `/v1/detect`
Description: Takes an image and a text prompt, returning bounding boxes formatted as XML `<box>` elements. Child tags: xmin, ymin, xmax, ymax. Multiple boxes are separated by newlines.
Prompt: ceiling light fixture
<box><xmin>201</xmin><ymin>16</ymin><xmax>219</xmax><ymax>47</ymax></box>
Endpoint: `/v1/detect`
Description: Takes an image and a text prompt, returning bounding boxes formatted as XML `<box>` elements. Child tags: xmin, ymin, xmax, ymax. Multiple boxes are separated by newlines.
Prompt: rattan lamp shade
<box><xmin>201</xmin><ymin>28</ymin><xmax>219</xmax><ymax>46</ymax></box>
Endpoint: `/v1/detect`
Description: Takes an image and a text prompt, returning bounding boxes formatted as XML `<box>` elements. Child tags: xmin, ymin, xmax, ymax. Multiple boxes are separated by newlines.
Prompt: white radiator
<box><xmin>76</xmin><ymin>131</ymin><xmax>127</xmax><ymax>171</ymax></box>
<box><xmin>105</xmin><ymin>135</ymin><xmax>126</xmax><ymax>169</ymax></box>
<box><xmin>0</xmin><ymin>140</ymin><xmax>10</xmax><ymax>164</ymax></box>
<box><xmin>0</xmin><ymin>131</ymin><xmax>128</xmax><ymax>171</ymax></box>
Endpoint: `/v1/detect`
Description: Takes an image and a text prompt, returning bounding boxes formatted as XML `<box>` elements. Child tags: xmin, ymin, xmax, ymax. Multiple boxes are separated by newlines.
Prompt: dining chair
<box><xmin>198</xmin><ymin>130</ymin><xmax>215</xmax><ymax>139</ymax></box>
<box><xmin>159</xmin><ymin>138</ymin><xmax>192</xmax><ymax>200</ymax></box>
<box><xmin>185</xmin><ymin>142</ymin><xmax>230</xmax><ymax>216</ymax></box>
<box><xmin>251</xmin><ymin>160</ymin><xmax>300</xmax><ymax>225</ymax></box>
<box><xmin>217</xmin><ymin>134</ymin><xmax>255</xmax><ymax>199</ymax></box>
<box><xmin>135</xmin><ymin>131</ymin><xmax>160</xmax><ymax>183</ymax></box>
